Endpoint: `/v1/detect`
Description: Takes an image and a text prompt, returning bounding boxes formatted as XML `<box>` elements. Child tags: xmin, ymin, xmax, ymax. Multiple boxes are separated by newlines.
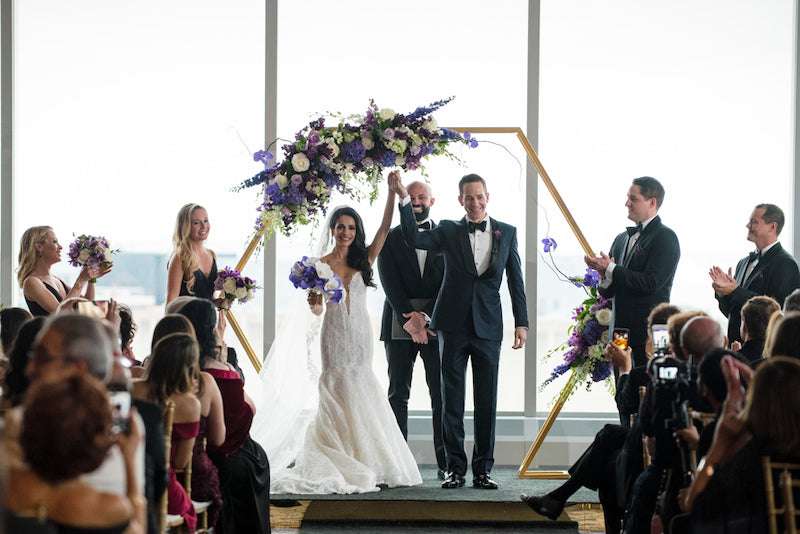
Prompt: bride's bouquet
<box><xmin>67</xmin><ymin>234</ymin><xmax>117</xmax><ymax>283</ymax></box>
<box><xmin>289</xmin><ymin>256</ymin><xmax>343</xmax><ymax>303</ymax></box>
<box><xmin>214</xmin><ymin>266</ymin><xmax>258</xmax><ymax>310</ymax></box>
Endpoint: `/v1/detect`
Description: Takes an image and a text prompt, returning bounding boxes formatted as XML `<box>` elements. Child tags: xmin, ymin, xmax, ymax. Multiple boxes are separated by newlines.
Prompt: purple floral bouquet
<box><xmin>237</xmin><ymin>97</ymin><xmax>477</xmax><ymax>236</ymax></box>
<box><xmin>214</xmin><ymin>267</ymin><xmax>258</xmax><ymax>310</ymax></box>
<box><xmin>67</xmin><ymin>234</ymin><xmax>116</xmax><ymax>283</ymax></box>
<box><xmin>538</xmin><ymin>233</ymin><xmax>615</xmax><ymax>398</ymax></box>
<box><xmin>289</xmin><ymin>256</ymin><xmax>343</xmax><ymax>304</ymax></box>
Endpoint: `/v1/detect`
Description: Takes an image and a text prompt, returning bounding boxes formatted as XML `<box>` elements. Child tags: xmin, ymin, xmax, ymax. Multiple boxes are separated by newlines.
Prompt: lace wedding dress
<box><xmin>269</xmin><ymin>274</ymin><xmax>422</xmax><ymax>494</ymax></box>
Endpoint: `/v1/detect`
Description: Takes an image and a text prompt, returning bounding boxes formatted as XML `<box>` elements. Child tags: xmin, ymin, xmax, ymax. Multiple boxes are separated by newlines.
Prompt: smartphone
<box><xmin>612</xmin><ymin>328</ymin><xmax>629</xmax><ymax>349</ymax></box>
<box><xmin>92</xmin><ymin>300</ymin><xmax>109</xmax><ymax>315</ymax></box>
<box><xmin>107</xmin><ymin>385</ymin><xmax>132</xmax><ymax>435</ymax></box>
<box><xmin>652</xmin><ymin>324</ymin><xmax>669</xmax><ymax>357</ymax></box>
<box><xmin>76</xmin><ymin>300</ymin><xmax>105</xmax><ymax>318</ymax></box>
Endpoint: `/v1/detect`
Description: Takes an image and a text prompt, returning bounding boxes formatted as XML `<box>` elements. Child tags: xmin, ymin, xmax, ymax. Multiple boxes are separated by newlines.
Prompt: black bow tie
<box><xmin>749</xmin><ymin>250</ymin><xmax>762</xmax><ymax>262</ymax></box>
<box><xmin>417</xmin><ymin>221</ymin><xmax>431</xmax><ymax>230</ymax></box>
<box><xmin>626</xmin><ymin>223</ymin><xmax>643</xmax><ymax>237</ymax></box>
<box><xmin>468</xmin><ymin>220</ymin><xmax>487</xmax><ymax>233</ymax></box>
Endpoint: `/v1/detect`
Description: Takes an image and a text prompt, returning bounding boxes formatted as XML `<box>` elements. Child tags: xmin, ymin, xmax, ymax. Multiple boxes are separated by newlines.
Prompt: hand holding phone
<box><xmin>613</xmin><ymin>328</ymin><xmax>629</xmax><ymax>349</ymax></box>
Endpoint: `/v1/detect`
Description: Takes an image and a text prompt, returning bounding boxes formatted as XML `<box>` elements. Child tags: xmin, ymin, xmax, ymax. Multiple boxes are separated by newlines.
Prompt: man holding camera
<box><xmin>710</xmin><ymin>203</ymin><xmax>800</xmax><ymax>345</ymax></box>
<box><xmin>585</xmin><ymin>177</ymin><xmax>680</xmax><ymax>368</ymax></box>
<box><xmin>626</xmin><ymin>315</ymin><xmax>724</xmax><ymax>534</ymax></box>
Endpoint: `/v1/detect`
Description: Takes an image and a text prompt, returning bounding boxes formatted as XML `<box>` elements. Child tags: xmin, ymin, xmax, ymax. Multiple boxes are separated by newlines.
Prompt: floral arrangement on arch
<box><xmin>236</xmin><ymin>97</ymin><xmax>476</xmax><ymax>236</ymax></box>
<box><xmin>539</xmin><ymin>237</ymin><xmax>615</xmax><ymax>399</ymax></box>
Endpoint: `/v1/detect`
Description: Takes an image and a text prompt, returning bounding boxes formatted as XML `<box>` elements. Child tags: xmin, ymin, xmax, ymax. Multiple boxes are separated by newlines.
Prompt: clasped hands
<box><xmin>584</xmin><ymin>252</ymin><xmax>612</xmax><ymax>279</ymax></box>
<box><xmin>709</xmin><ymin>266</ymin><xmax>737</xmax><ymax>296</ymax></box>
<box><xmin>402</xmin><ymin>311</ymin><xmax>435</xmax><ymax>344</ymax></box>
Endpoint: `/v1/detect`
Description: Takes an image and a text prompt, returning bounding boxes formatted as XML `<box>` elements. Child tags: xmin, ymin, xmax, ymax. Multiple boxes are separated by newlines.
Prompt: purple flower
<box><xmin>590</xmin><ymin>360</ymin><xmax>612</xmax><ymax>382</ymax></box>
<box><xmin>542</xmin><ymin>237</ymin><xmax>557</xmax><ymax>253</ymax></box>
<box><xmin>380</xmin><ymin>151</ymin><xmax>397</xmax><ymax>167</ymax></box>
<box><xmin>582</xmin><ymin>319</ymin><xmax>604</xmax><ymax>345</ymax></box>
<box><xmin>493</xmin><ymin>230</ymin><xmax>501</xmax><ymax>240</ymax></box>
<box><xmin>583</xmin><ymin>268</ymin><xmax>601</xmax><ymax>288</ymax></box>
<box><xmin>384</xmin><ymin>128</ymin><xmax>395</xmax><ymax>140</ymax></box>
<box><xmin>463</xmin><ymin>132</ymin><xmax>478</xmax><ymax>148</ymax></box>
<box><xmin>340</xmin><ymin>140</ymin><xmax>366</xmax><ymax>164</ymax></box>
<box><xmin>290</xmin><ymin>174</ymin><xmax>303</xmax><ymax>186</ymax></box>
<box><xmin>307</xmin><ymin>131</ymin><xmax>321</xmax><ymax>145</ymax></box>
<box><xmin>253</xmin><ymin>150</ymin><xmax>273</xmax><ymax>164</ymax></box>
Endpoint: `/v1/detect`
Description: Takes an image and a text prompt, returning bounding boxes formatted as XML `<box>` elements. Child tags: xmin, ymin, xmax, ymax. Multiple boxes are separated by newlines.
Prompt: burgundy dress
<box><xmin>206</xmin><ymin>368</ymin><xmax>270</xmax><ymax>534</ymax></box>
<box><xmin>170</xmin><ymin>421</ymin><xmax>199</xmax><ymax>532</ymax></box>
<box><xmin>190</xmin><ymin>416</ymin><xmax>222</xmax><ymax>528</ymax></box>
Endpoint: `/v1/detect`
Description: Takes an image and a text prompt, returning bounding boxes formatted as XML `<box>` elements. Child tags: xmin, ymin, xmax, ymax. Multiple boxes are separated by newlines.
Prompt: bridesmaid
<box><xmin>167</xmin><ymin>203</ymin><xmax>218</xmax><ymax>307</ymax></box>
<box><xmin>18</xmin><ymin>226</ymin><xmax>111</xmax><ymax>316</ymax></box>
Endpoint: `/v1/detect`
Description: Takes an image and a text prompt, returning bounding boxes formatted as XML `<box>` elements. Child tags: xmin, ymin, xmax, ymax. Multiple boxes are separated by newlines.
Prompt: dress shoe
<box><xmin>472</xmin><ymin>473</ymin><xmax>499</xmax><ymax>489</ymax></box>
<box><xmin>437</xmin><ymin>469</ymin><xmax>446</xmax><ymax>480</ymax></box>
<box><xmin>520</xmin><ymin>493</ymin><xmax>564</xmax><ymax>520</ymax></box>
<box><xmin>441</xmin><ymin>472</ymin><xmax>466</xmax><ymax>488</ymax></box>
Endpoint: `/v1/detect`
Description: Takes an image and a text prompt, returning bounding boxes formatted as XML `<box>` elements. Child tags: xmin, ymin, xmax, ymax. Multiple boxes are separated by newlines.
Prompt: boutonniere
<box><xmin>632</xmin><ymin>242</ymin><xmax>644</xmax><ymax>255</ymax></box>
<box><xmin>493</xmin><ymin>230</ymin><xmax>502</xmax><ymax>240</ymax></box>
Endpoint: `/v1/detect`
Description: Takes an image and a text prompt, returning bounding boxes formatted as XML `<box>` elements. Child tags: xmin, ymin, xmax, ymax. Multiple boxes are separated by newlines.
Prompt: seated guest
<box><xmin>0</xmin><ymin>307</ymin><xmax>32</xmax><ymax>355</ymax></box>
<box><xmin>150</xmin><ymin>313</ymin><xmax>225</xmax><ymax>529</ymax></box>
<box><xmin>734</xmin><ymin>296</ymin><xmax>780</xmax><ymax>363</ymax></box>
<box><xmin>521</xmin><ymin>303</ymin><xmax>681</xmax><ymax>533</ymax></box>
<box><xmin>761</xmin><ymin>309</ymin><xmax>784</xmax><ymax>360</ymax></box>
<box><xmin>4</xmin><ymin>374</ymin><xmax>146</xmax><ymax>534</ymax></box>
<box><xmin>179</xmin><ymin>298</ymin><xmax>270</xmax><ymax>534</ymax></box>
<box><xmin>17</xmin><ymin>226</ymin><xmax>111</xmax><ymax>316</ymax></box>
<box><xmin>683</xmin><ymin>356</ymin><xmax>800</xmax><ymax>532</ymax></box>
<box><xmin>133</xmin><ymin>333</ymin><xmax>200</xmax><ymax>531</ymax></box>
<box><xmin>783</xmin><ymin>287</ymin><xmax>800</xmax><ymax>312</ymax></box>
<box><xmin>763</xmin><ymin>310</ymin><xmax>800</xmax><ymax>360</ymax></box>
<box><xmin>118</xmin><ymin>303</ymin><xmax>139</xmax><ymax>367</ymax></box>
<box><xmin>1</xmin><ymin>316</ymin><xmax>44</xmax><ymax>409</ymax></box>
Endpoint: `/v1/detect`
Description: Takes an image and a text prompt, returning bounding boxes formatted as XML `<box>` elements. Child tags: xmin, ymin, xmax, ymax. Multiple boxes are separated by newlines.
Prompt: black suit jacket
<box><xmin>378</xmin><ymin>223</ymin><xmax>445</xmax><ymax>341</ymax></box>
<box><xmin>716</xmin><ymin>242</ymin><xmax>800</xmax><ymax>343</ymax></box>
<box><xmin>399</xmin><ymin>202</ymin><xmax>528</xmax><ymax>341</ymax></box>
<box><xmin>599</xmin><ymin>216</ymin><xmax>680</xmax><ymax>356</ymax></box>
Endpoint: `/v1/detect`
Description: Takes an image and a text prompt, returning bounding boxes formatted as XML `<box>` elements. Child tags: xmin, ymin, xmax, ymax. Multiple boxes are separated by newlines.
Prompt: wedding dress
<box><xmin>269</xmin><ymin>274</ymin><xmax>422</xmax><ymax>494</ymax></box>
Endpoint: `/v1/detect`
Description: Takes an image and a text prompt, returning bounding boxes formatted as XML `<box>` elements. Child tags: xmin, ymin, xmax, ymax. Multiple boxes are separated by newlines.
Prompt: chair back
<box><xmin>763</xmin><ymin>456</ymin><xmax>800</xmax><ymax>534</ymax></box>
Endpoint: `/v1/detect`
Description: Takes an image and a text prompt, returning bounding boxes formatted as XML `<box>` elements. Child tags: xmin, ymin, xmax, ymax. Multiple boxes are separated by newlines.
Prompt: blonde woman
<box><xmin>167</xmin><ymin>203</ymin><xmax>219</xmax><ymax>307</ymax></box>
<box><xmin>18</xmin><ymin>226</ymin><xmax>110</xmax><ymax>317</ymax></box>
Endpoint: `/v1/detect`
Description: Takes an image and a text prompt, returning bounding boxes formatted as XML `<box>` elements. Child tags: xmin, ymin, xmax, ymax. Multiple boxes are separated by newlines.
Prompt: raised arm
<box><xmin>367</xmin><ymin>171</ymin><xmax>397</xmax><ymax>265</ymax></box>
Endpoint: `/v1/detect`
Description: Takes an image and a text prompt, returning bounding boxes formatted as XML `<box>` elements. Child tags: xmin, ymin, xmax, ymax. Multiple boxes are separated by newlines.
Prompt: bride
<box><xmin>269</xmin><ymin>171</ymin><xmax>422</xmax><ymax>494</ymax></box>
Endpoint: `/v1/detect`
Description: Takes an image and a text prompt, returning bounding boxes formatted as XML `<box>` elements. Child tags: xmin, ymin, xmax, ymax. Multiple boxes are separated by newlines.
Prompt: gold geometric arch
<box><xmin>225</xmin><ymin>126</ymin><xmax>595</xmax><ymax>480</ymax></box>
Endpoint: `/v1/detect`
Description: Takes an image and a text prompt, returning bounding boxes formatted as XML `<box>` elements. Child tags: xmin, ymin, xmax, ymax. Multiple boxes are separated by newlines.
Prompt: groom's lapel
<box><xmin>457</xmin><ymin>218</ymin><xmax>478</xmax><ymax>276</ymax></box>
<box><xmin>481</xmin><ymin>218</ymin><xmax>501</xmax><ymax>278</ymax></box>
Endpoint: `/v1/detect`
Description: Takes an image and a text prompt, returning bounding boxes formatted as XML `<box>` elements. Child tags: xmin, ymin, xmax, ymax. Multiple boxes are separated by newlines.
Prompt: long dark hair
<box><xmin>177</xmin><ymin>298</ymin><xmax>217</xmax><ymax>366</ymax></box>
<box><xmin>329</xmin><ymin>206</ymin><xmax>374</xmax><ymax>287</ymax></box>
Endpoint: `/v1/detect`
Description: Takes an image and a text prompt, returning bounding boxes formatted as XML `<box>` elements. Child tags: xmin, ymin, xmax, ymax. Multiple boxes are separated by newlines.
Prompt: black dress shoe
<box><xmin>437</xmin><ymin>469</ymin><xmax>446</xmax><ymax>480</ymax></box>
<box><xmin>441</xmin><ymin>473</ymin><xmax>466</xmax><ymax>488</ymax></box>
<box><xmin>472</xmin><ymin>473</ymin><xmax>499</xmax><ymax>489</ymax></box>
<box><xmin>520</xmin><ymin>493</ymin><xmax>564</xmax><ymax>520</ymax></box>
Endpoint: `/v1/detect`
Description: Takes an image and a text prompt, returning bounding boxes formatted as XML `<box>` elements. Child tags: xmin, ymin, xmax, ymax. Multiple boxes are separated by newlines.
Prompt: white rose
<box><xmin>223</xmin><ymin>278</ymin><xmax>237</xmax><ymax>294</ymax></box>
<box><xmin>79</xmin><ymin>249</ymin><xmax>91</xmax><ymax>262</ymax></box>
<box><xmin>275</xmin><ymin>174</ymin><xmax>289</xmax><ymax>188</ymax></box>
<box><xmin>234</xmin><ymin>287</ymin><xmax>247</xmax><ymax>299</ymax></box>
<box><xmin>379</xmin><ymin>108</ymin><xmax>395</xmax><ymax>120</ymax></box>
<box><xmin>326</xmin><ymin>139</ymin><xmax>339</xmax><ymax>158</ymax></box>
<box><xmin>395</xmin><ymin>155</ymin><xmax>406</xmax><ymax>166</ymax></box>
<box><xmin>423</xmin><ymin>118</ymin><xmax>438</xmax><ymax>131</ymax></box>
<box><xmin>595</xmin><ymin>308</ymin><xmax>612</xmax><ymax>326</ymax></box>
<box><xmin>291</xmin><ymin>152</ymin><xmax>310</xmax><ymax>173</ymax></box>
<box><xmin>361</xmin><ymin>137</ymin><xmax>374</xmax><ymax>150</ymax></box>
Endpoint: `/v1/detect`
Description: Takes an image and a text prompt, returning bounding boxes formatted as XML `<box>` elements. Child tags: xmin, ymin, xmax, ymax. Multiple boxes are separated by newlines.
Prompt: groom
<box><xmin>389</xmin><ymin>172</ymin><xmax>528</xmax><ymax>490</ymax></box>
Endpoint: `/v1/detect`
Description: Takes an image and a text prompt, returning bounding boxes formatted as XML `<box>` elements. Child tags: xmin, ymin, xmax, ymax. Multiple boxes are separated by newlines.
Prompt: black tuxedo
<box><xmin>378</xmin><ymin>223</ymin><xmax>446</xmax><ymax>470</ymax></box>
<box><xmin>716</xmin><ymin>242</ymin><xmax>800</xmax><ymax>344</ymax></box>
<box><xmin>399</xmin><ymin>202</ymin><xmax>527</xmax><ymax>477</ymax></box>
<box><xmin>599</xmin><ymin>216</ymin><xmax>680</xmax><ymax>367</ymax></box>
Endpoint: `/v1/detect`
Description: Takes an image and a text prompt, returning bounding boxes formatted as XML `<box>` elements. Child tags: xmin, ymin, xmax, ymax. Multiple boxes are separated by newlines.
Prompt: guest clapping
<box><xmin>18</xmin><ymin>226</ymin><xmax>111</xmax><ymax>316</ymax></box>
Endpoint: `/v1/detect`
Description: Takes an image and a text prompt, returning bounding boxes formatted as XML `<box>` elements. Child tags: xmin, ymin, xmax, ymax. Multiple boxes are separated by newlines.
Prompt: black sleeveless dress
<box><xmin>179</xmin><ymin>258</ymin><xmax>218</xmax><ymax>301</ymax></box>
<box><xmin>25</xmin><ymin>279</ymin><xmax>68</xmax><ymax>317</ymax></box>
